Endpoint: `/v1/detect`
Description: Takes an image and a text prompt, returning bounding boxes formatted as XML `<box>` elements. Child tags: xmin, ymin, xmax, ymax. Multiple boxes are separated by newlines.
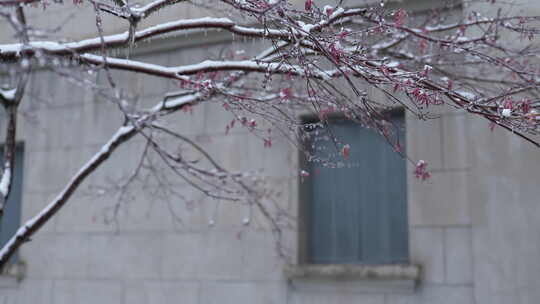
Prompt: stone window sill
<box><xmin>284</xmin><ymin>263</ymin><xmax>421</xmax><ymax>294</ymax></box>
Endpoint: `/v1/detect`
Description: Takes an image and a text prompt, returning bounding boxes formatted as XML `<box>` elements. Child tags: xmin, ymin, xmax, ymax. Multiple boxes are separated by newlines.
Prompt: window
<box><xmin>300</xmin><ymin>112</ymin><xmax>407</xmax><ymax>265</ymax></box>
<box><xmin>0</xmin><ymin>144</ymin><xmax>24</xmax><ymax>265</ymax></box>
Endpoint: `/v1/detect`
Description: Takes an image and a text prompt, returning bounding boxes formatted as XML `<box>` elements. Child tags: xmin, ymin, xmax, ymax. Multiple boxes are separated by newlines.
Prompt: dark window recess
<box><xmin>302</xmin><ymin>114</ymin><xmax>408</xmax><ymax>264</ymax></box>
<box><xmin>0</xmin><ymin>145</ymin><xmax>24</xmax><ymax>265</ymax></box>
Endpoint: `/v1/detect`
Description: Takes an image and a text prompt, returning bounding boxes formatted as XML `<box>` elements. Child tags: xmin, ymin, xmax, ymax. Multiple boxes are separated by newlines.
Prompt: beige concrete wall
<box><xmin>1</xmin><ymin>1</ymin><xmax>540</xmax><ymax>304</ymax></box>
<box><xmin>0</xmin><ymin>44</ymin><xmax>476</xmax><ymax>304</ymax></box>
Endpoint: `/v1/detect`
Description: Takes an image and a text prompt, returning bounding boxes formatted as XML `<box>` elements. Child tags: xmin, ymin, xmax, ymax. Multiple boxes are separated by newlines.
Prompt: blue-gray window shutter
<box><xmin>0</xmin><ymin>145</ymin><xmax>24</xmax><ymax>264</ymax></box>
<box><xmin>305</xmin><ymin>115</ymin><xmax>407</xmax><ymax>264</ymax></box>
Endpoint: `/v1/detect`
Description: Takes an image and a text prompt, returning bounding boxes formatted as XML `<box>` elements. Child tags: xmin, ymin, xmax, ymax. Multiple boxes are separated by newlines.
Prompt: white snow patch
<box><xmin>456</xmin><ymin>91</ymin><xmax>476</xmax><ymax>100</ymax></box>
<box><xmin>0</xmin><ymin>88</ymin><xmax>16</xmax><ymax>101</ymax></box>
<box><xmin>328</xmin><ymin>7</ymin><xmax>345</xmax><ymax>19</ymax></box>
<box><xmin>297</xmin><ymin>21</ymin><xmax>314</xmax><ymax>33</ymax></box>
<box><xmin>156</xmin><ymin>93</ymin><xmax>201</xmax><ymax>111</ymax></box>
<box><xmin>0</xmin><ymin>164</ymin><xmax>10</xmax><ymax>197</ymax></box>
<box><xmin>80</xmin><ymin>54</ymin><xmax>177</xmax><ymax>74</ymax></box>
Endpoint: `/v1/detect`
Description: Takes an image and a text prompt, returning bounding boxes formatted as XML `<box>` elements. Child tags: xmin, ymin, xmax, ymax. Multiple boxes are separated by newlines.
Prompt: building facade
<box><xmin>1</xmin><ymin>1</ymin><xmax>540</xmax><ymax>303</ymax></box>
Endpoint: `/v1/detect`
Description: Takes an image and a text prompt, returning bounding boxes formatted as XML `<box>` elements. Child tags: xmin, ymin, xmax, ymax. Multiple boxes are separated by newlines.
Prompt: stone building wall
<box><xmin>1</xmin><ymin>1</ymin><xmax>540</xmax><ymax>303</ymax></box>
<box><xmin>0</xmin><ymin>45</ymin><xmax>479</xmax><ymax>304</ymax></box>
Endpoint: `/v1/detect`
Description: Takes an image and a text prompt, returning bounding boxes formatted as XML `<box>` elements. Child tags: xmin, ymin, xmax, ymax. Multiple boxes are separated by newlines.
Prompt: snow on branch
<box><xmin>0</xmin><ymin>163</ymin><xmax>10</xmax><ymax>199</ymax></box>
<box><xmin>79</xmin><ymin>54</ymin><xmax>333</xmax><ymax>80</ymax></box>
<box><xmin>0</xmin><ymin>6</ymin><xmax>370</xmax><ymax>61</ymax></box>
<box><xmin>0</xmin><ymin>162</ymin><xmax>10</xmax><ymax>216</ymax></box>
<box><xmin>0</xmin><ymin>84</ymin><xmax>206</xmax><ymax>267</ymax></box>
<box><xmin>0</xmin><ymin>17</ymin><xmax>283</xmax><ymax>58</ymax></box>
<box><xmin>0</xmin><ymin>124</ymin><xmax>136</xmax><ymax>266</ymax></box>
<box><xmin>130</xmin><ymin>0</ymin><xmax>190</xmax><ymax>19</ymax></box>
<box><xmin>0</xmin><ymin>0</ymin><xmax>37</xmax><ymax>6</ymax></box>
<box><xmin>0</xmin><ymin>88</ymin><xmax>16</xmax><ymax>102</ymax></box>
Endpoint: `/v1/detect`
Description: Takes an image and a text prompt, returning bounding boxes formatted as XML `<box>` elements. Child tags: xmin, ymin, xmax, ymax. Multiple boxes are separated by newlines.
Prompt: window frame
<box><xmin>297</xmin><ymin>110</ymin><xmax>408</xmax><ymax>265</ymax></box>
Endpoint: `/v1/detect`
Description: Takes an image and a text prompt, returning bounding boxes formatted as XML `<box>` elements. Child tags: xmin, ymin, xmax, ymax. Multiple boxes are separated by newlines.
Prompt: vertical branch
<box><xmin>91</xmin><ymin>0</ymin><xmax>117</xmax><ymax>88</ymax></box>
<box><xmin>0</xmin><ymin>5</ymin><xmax>29</xmax><ymax>220</ymax></box>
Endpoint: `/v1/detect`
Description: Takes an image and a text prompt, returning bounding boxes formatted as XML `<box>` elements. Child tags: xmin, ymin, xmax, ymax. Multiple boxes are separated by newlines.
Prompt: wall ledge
<box><xmin>285</xmin><ymin>264</ymin><xmax>421</xmax><ymax>294</ymax></box>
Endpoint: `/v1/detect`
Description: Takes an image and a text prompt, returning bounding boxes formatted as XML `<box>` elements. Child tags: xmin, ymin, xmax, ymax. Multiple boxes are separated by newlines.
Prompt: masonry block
<box><xmin>80</xmin><ymin>101</ymin><xmax>125</xmax><ymax>148</ymax></box>
<box><xmin>289</xmin><ymin>290</ymin><xmax>383</xmax><ymax>304</ymax></box>
<box><xmin>409</xmin><ymin>227</ymin><xmax>445</xmax><ymax>284</ymax></box>
<box><xmin>240</xmin><ymin>230</ymin><xmax>285</xmax><ymax>281</ymax></box>
<box><xmin>13</xmin><ymin>279</ymin><xmax>53</xmax><ymax>304</ymax></box>
<box><xmin>445</xmin><ymin>227</ymin><xmax>473</xmax><ymax>284</ymax></box>
<box><xmin>441</xmin><ymin>114</ymin><xmax>470</xmax><ymax>170</ymax></box>
<box><xmin>54</xmin><ymin>193</ymin><xmax>116</xmax><ymax>233</ymax></box>
<box><xmin>406</xmin><ymin>113</ymin><xmax>443</xmax><ymax>170</ymax></box>
<box><xmin>386</xmin><ymin>285</ymin><xmax>474</xmax><ymax>304</ymax></box>
<box><xmin>52</xmin><ymin>280</ymin><xmax>123</xmax><ymax>304</ymax></box>
<box><xmin>200</xmin><ymin>281</ymin><xmax>286</xmax><ymax>304</ymax></box>
<box><xmin>161</xmin><ymin>232</ymin><xmax>203</xmax><ymax>280</ymax></box>
<box><xmin>409</xmin><ymin>170</ymin><xmax>471</xmax><ymax>226</ymax></box>
<box><xmin>86</xmin><ymin>234</ymin><xmax>162</xmax><ymax>280</ymax></box>
<box><xmin>197</xmin><ymin>231</ymin><xmax>246</xmax><ymax>280</ymax></box>
<box><xmin>140</xmin><ymin>280</ymin><xmax>199</xmax><ymax>304</ymax></box>
<box><xmin>22</xmin><ymin>234</ymin><xmax>89</xmax><ymax>279</ymax></box>
<box><xmin>25</xmin><ymin>105</ymin><xmax>88</xmax><ymax>151</ymax></box>
<box><xmin>0</xmin><ymin>288</ymin><xmax>17</xmax><ymax>304</ymax></box>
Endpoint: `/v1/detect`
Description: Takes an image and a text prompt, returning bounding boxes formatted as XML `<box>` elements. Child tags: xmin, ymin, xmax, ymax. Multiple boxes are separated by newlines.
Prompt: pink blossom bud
<box><xmin>249</xmin><ymin>119</ymin><xmax>257</xmax><ymax>128</ymax></box>
<box><xmin>324</xmin><ymin>6</ymin><xmax>334</xmax><ymax>17</ymax></box>
<box><xmin>414</xmin><ymin>160</ymin><xmax>431</xmax><ymax>181</ymax></box>
<box><xmin>305</xmin><ymin>0</ymin><xmax>313</xmax><ymax>11</ymax></box>
<box><xmin>342</xmin><ymin>144</ymin><xmax>350</xmax><ymax>159</ymax></box>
